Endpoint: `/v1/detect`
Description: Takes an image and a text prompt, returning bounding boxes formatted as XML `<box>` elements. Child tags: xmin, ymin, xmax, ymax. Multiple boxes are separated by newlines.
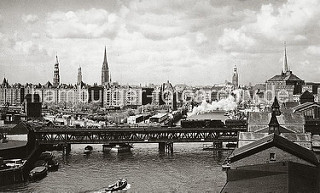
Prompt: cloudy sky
<box><xmin>1</xmin><ymin>0</ymin><xmax>320</xmax><ymax>86</ymax></box>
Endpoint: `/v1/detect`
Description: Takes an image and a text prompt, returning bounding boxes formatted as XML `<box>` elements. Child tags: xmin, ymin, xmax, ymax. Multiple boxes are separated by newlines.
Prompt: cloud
<box><xmin>218</xmin><ymin>28</ymin><xmax>255</xmax><ymax>51</ymax></box>
<box><xmin>14</xmin><ymin>40</ymin><xmax>48</xmax><ymax>55</ymax></box>
<box><xmin>22</xmin><ymin>14</ymin><xmax>39</xmax><ymax>23</ymax></box>
<box><xmin>46</xmin><ymin>8</ymin><xmax>124</xmax><ymax>39</ymax></box>
<box><xmin>305</xmin><ymin>46</ymin><xmax>320</xmax><ymax>56</ymax></box>
<box><xmin>32</xmin><ymin>33</ymin><xmax>40</xmax><ymax>38</ymax></box>
<box><xmin>252</xmin><ymin>0</ymin><xmax>320</xmax><ymax>41</ymax></box>
<box><xmin>217</xmin><ymin>0</ymin><xmax>320</xmax><ymax>53</ymax></box>
<box><xmin>195</xmin><ymin>32</ymin><xmax>208</xmax><ymax>45</ymax></box>
<box><xmin>0</xmin><ymin>32</ymin><xmax>16</xmax><ymax>49</ymax></box>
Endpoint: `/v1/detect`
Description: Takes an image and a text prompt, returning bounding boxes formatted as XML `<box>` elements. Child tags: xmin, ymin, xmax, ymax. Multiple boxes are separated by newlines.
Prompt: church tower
<box><xmin>232</xmin><ymin>65</ymin><xmax>239</xmax><ymax>88</ymax></box>
<box><xmin>101</xmin><ymin>46</ymin><xmax>109</xmax><ymax>86</ymax></box>
<box><xmin>53</xmin><ymin>55</ymin><xmax>60</xmax><ymax>87</ymax></box>
<box><xmin>77</xmin><ymin>67</ymin><xmax>82</xmax><ymax>85</ymax></box>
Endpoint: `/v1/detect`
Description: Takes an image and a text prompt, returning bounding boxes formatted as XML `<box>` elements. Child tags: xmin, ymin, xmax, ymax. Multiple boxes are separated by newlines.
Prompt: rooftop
<box><xmin>229</xmin><ymin>134</ymin><xmax>318</xmax><ymax>165</ymax></box>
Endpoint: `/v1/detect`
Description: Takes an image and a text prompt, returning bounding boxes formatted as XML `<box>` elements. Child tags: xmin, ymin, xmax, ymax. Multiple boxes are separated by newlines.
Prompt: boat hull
<box><xmin>105</xmin><ymin>180</ymin><xmax>127</xmax><ymax>191</ymax></box>
<box><xmin>103</xmin><ymin>144</ymin><xmax>132</xmax><ymax>153</ymax></box>
<box><xmin>29</xmin><ymin>166</ymin><xmax>48</xmax><ymax>181</ymax></box>
<box><xmin>47</xmin><ymin>160</ymin><xmax>59</xmax><ymax>172</ymax></box>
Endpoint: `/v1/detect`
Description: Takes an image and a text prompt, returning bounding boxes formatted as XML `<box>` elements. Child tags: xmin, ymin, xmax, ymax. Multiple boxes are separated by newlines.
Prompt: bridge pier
<box><xmin>62</xmin><ymin>144</ymin><xmax>71</xmax><ymax>156</ymax></box>
<box><xmin>166</xmin><ymin>142</ymin><xmax>173</xmax><ymax>154</ymax></box>
<box><xmin>212</xmin><ymin>141</ymin><xmax>222</xmax><ymax>149</ymax></box>
<box><xmin>159</xmin><ymin>142</ymin><xmax>166</xmax><ymax>152</ymax></box>
<box><xmin>159</xmin><ymin>142</ymin><xmax>173</xmax><ymax>154</ymax></box>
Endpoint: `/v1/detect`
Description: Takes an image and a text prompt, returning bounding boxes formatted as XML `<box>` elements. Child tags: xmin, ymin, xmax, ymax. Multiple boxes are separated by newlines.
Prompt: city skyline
<box><xmin>1</xmin><ymin>0</ymin><xmax>320</xmax><ymax>86</ymax></box>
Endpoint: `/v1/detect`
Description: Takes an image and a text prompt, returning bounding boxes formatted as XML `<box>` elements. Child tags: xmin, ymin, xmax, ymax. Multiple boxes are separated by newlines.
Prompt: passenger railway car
<box><xmin>181</xmin><ymin>119</ymin><xmax>224</xmax><ymax>128</ymax></box>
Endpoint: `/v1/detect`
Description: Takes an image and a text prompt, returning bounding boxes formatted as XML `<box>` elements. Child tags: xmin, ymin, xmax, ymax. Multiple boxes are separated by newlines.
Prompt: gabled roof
<box><xmin>229</xmin><ymin>134</ymin><xmax>318</xmax><ymax>165</ymax></box>
<box><xmin>292</xmin><ymin>102</ymin><xmax>320</xmax><ymax>112</ymax></box>
<box><xmin>248</xmin><ymin>110</ymin><xmax>304</xmax><ymax>133</ymax></box>
<box><xmin>300</xmin><ymin>90</ymin><xmax>314</xmax><ymax>100</ymax></box>
<box><xmin>44</xmin><ymin>81</ymin><xmax>53</xmax><ymax>88</ymax></box>
<box><xmin>255</xmin><ymin>126</ymin><xmax>294</xmax><ymax>134</ymax></box>
<box><xmin>268</xmin><ymin>72</ymin><xmax>303</xmax><ymax>82</ymax></box>
<box><xmin>285</xmin><ymin>73</ymin><xmax>303</xmax><ymax>81</ymax></box>
<box><xmin>268</xmin><ymin>74</ymin><xmax>286</xmax><ymax>81</ymax></box>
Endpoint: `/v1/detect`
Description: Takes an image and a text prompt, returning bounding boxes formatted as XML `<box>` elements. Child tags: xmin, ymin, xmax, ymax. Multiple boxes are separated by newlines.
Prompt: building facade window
<box><xmin>270</xmin><ymin>153</ymin><xmax>276</xmax><ymax>161</ymax></box>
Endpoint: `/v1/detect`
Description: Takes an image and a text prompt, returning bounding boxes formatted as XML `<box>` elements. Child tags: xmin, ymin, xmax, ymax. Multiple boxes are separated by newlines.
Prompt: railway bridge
<box><xmin>33</xmin><ymin>126</ymin><xmax>247</xmax><ymax>154</ymax></box>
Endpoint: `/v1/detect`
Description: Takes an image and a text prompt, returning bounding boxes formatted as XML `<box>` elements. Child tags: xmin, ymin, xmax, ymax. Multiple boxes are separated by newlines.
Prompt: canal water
<box><xmin>0</xmin><ymin>138</ymin><xmax>229</xmax><ymax>193</ymax></box>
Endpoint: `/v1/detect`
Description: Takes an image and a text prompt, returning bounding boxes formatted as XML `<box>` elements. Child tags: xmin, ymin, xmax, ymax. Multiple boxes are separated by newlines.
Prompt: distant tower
<box><xmin>232</xmin><ymin>65</ymin><xmax>239</xmax><ymax>88</ymax></box>
<box><xmin>53</xmin><ymin>55</ymin><xmax>60</xmax><ymax>87</ymax></box>
<box><xmin>77</xmin><ymin>67</ymin><xmax>82</xmax><ymax>85</ymax></box>
<box><xmin>101</xmin><ymin>46</ymin><xmax>109</xmax><ymax>86</ymax></box>
<box><xmin>282</xmin><ymin>42</ymin><xmax>289</xmax><ymax>74</ymax></box>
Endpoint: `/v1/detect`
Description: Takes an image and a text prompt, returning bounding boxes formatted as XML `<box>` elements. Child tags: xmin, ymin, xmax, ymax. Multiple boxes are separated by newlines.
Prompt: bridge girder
<box><xmin>34</xmin><ymin>127</ymin><xmax>245</xmax><ymax>144</ymax></box>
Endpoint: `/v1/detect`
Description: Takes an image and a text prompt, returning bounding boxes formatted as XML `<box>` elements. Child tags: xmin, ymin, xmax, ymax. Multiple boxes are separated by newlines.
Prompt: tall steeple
<box><xmin>282</xmin><ymin>42</ymin><xmax>289</xmax><ymax>74</ymax></box>
<box><xmin>232</xmin><ymin>65</ymin><xmax>239</xmax><ymax>88</ymax></box>
<box><xmin>77</xmin><ymin>66</ymin><xmax>82</xmax><ymax>85</ymax></box>
<box><xmin>53</xmin><ymin>54</ymin><xmax>60</xmax><ymax>87</ymax></box>
<box><xmin>101</xmin><ymin>46</ymin><xmax>110</xmax><ymax>86</ymax></box>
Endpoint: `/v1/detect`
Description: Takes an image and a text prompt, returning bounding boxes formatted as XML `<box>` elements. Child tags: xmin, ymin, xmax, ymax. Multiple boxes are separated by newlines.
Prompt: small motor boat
<box><xmin>34</xmin><ymin>160</ymin><xmax>48</xmax><ymax>168</ymax></box>
<box><xmin>29</xmin><ymin>166</ymin><xmax>48</xmax><ymax>181</ymax></box>
<box><xmin>84</xmin><ymin>145</ymin><xmax>93</xmax><ymax>154</ymax></box>
<box><xmin>47</xmin><ymin>159</ymin><xmax>59</xmax><ymax>171</ymax></box>
<box><xmin>39</xmin><ymin>151</ymin><xmax>54</xmax><ymax>161</ymax></box>
<box><xmin>105</xmin><ymin>178</ymin><xmax>127</xmax><ymax>192</ymax></box>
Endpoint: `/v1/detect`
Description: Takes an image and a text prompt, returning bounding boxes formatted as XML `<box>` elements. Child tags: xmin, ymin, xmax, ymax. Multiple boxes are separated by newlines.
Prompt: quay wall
<box><xmin>0</xmin><ymin>167</ymin><xmax>25</xmax><ymax>186</ymax></box>
<box><xmin>0</xmin><ymin>128</ymin><xmax>40</xmax><ymax>186</ymax></box>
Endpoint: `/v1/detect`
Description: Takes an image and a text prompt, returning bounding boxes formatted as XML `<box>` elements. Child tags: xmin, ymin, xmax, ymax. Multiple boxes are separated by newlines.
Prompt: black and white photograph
<box><xmin>1</xmin><ymin>0</ymin><xmax>320</xmax><ymax>192</ymax></box>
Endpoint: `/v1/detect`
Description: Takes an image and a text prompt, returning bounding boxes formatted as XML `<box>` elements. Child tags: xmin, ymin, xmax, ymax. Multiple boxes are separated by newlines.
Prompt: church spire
<box><xmin>101</xmin><ymin>46</ymin><xmax>110</xmax><ymax>85</ymax></box>
<box><xmin>103</xmin><ymin>46</ymin><xmax>108</xmax><ymax>65</ymax></box>
<box><xmin>283</xmin><ymin>42</ymin><xmax>289</xmax><ymax>74</ymax></box>
<box><xmin>56</xmin><ymin>54</ymin><xmax>59</xmax><ymax>64</ymax></box>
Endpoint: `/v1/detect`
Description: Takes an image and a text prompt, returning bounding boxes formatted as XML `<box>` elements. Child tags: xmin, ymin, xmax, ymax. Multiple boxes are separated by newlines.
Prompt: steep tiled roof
<box><xmin>300</xmin><ymin>90</ymin><xmax>314</xmax><ymax>99</ymax></box>
<box><xmin>268</xmin><ymin>74</ymin><xmax>285</xmax><ymax>81</ymax></box>
<box><xmin>292</xmin><ymin>102</ymin><xmax>320</xmax><ymax>112</ymax></box>
<box><xmin>248</xmin><ymin>110</ymin><xmax>304</xmax><ymax>133</ymax></box>
<box><xmin>268</xmin><ymin>72</ymin><xmax>303</xmax><ymax>82</ymax></box>
<box><xmin>229</xmin><ymin>134</ymin><xmax>318</xmax><ymax>165</ymax></box>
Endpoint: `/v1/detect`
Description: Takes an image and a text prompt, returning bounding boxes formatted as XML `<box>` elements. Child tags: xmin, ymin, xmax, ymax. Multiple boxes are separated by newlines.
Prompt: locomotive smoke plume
<box><xmin>190</xmin><ymin>95</ymin><xmax>237</xmax><ymax>116</ymax></box>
